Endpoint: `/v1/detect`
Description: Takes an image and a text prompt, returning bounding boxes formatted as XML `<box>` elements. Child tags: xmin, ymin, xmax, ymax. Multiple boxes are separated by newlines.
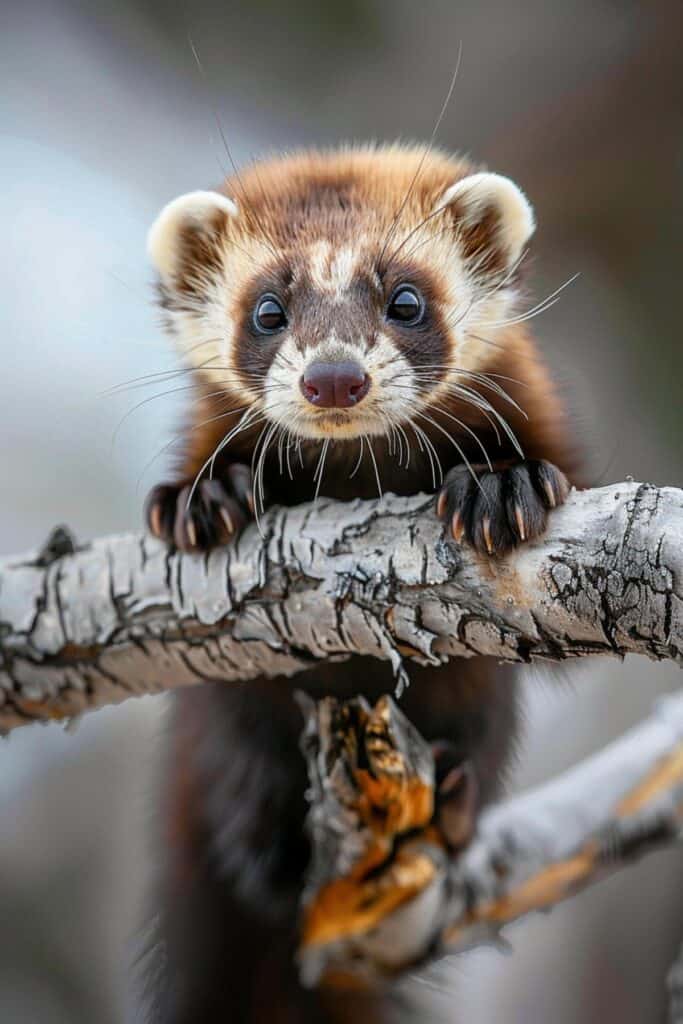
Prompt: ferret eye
<box><xmin>386</xmin><ymin>286</ymin><xmax>424</xmax><ymax>325</ymax></box>
<box><xmin>254</xmin><ymin>295</ymin><xmax>287</xmax><ymax>334</ymax></box>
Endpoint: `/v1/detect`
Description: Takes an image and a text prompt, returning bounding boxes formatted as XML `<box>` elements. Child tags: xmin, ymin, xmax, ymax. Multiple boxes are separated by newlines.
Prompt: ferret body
<box><xmin>143</xmin><ymin>144</ymin><xmax>578</xmax><ymax>1023</ymax></box>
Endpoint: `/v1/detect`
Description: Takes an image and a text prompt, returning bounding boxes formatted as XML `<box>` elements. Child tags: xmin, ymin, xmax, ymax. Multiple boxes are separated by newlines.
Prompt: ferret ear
<box><xmin>435</xmin><ymin>172</ymin><xmax>535</xmax><ymax>276</ymax></box>
<box><xmin>147</xmin><ymin>190</ymin><xmax>239</xmax><ymax>280</ymax></box>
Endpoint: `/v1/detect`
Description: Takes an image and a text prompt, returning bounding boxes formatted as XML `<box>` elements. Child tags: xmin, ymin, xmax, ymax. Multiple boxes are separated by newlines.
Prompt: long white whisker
<box><xmin>428</xmin><ymin>405</ymin><xmax>492</xmax><ymax>470</ymax></box>
<box><xmin>186</xmin><ymin>406</ymin><xmax>266</xmax><ymax>510</ymax></box>
<box><xmin>378</xmin><ymin>45</ymin><xmax>462</xmax><ymax>268</ymax></box>
<box><xmin>366</xmin><ymin>435</ymin><xmax>383</xmax><ymax>497</ymax></box>
<box><xmin>349</xmin><ymin>436</ymin><xmax>365</xmax><ymax>479</ymax></box>
<box><xmin>454</xmin><ymin>385</ymin><xmax>524</xmax><ymax>456</ymax></box>
<box><xmin>486</xmin><ymin>273</ymin><xmax>580</xmax><ymax>328</ymax></box>
<box><xmin>209</xmin><ymin>405</ymin><xmax>269</xmax><ymax>480</ymax></box>
<box><xmin>252</xmin><ymin>421</ymin><xmax>278</xmax><ymax>531</ymax></box>
<box><xmin>313</xmin><ymin>438</ymin><xmax>330</xmax><ymax>501</ymax></box>
<box><xmin>277</xmin><ymin>425</ymin><xmax>286</xmax><ymax>476</ymax></box>
<box><xmin>284</xmin><ymin>428</ymin><xmax>295</xmax><ymax>481</ymax></box>
<box><xmin>395</xmin><ymin>372</ymin><xmax>524</xmax><ymax>452</ymax></box>
<box><xmin>407</xmin><ymin>419</ymin><xmax>436</xmax><ymax>489</ymax></box>
<box><xmin>390</xmin><ymin>421</ymin><xmax>403</xmax><ymax>466</ymax></box>
<box><xmin>404</xmin><ymin>370</ymin><xmax>527</xmax><ymax>417</ymax></box>
<box><xmin>135</xmin><ymin>403</ymin><xmax>253</xmax><ymax>492</ymax></box>
<box><xmin>416</xmin><ymin>410</ymin><xmax>478</xmax><ymax>488</ymax></box>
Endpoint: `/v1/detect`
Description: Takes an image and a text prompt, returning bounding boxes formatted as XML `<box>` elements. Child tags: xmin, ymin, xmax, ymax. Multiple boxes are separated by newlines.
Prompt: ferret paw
<box><xmin>436</xmin><ymin>459</ymin><xmax>569</xmax><ymax>556</ymax></box>
<box><xmin>145</xmin><ymin>464</ymin><xmax>255</xmax><ymax>552</ymax></box>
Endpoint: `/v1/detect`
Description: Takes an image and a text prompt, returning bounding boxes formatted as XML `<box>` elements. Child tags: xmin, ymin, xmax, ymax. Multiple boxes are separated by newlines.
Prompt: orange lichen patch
<box><xmin>617</xmin><ymin>743</ymin><xmax>683</xmax><ymax>816</ymax></box>
<box><xmin>490</xmin><ymin>561</ymin><xmax>530</xmax><ymax>612</ymax></box>
<box><xmin>444</xmin><ymin>844</ymin><xmax>598</xmax><ymax>946</ymax></box>
<box><xmin>352</xmin><ymin>696</ymin><xmax>434</xmax><ymax>839</ymax></box>
<box><xmin>354</xmin><ymin>771</ymin><xmax>434</xmax><ymax>838</ymax></box>
<box><xmin>385</xmin><ymin>607</ymin><xmax>423</xmax><ymax>658</ymax></box>
<box><xmin>395</xmin><ymin>642</ymin><xmax>425</xmax><ymax>657</ymax></box>
<box><xmin>302</xmin><ymin>847</ymin><xmax>437</xmax><ymax>948</ymax></box>
<box><xmin>11</xmin><ymin>695</ymin><xmax>77</xmax><ymax>722</ymax></box>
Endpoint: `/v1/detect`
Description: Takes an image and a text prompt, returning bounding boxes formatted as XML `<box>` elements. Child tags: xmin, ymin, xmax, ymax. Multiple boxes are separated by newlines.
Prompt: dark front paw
<box><xmin>436</xmin><ymin>459</ymin><xmax>569</xmax><ymax>555</ymax></box>
<box><xmin>145</xmin><ymin>464</ymin><xmax>255</xmax><ymax>552</ymax></box>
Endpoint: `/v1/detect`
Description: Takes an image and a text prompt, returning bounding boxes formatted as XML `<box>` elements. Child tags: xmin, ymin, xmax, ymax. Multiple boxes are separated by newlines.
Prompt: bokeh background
<box><xmin>1</xmin><ymin>1</ymin><xmax>682</xmax><ymax>1021</ymax></box>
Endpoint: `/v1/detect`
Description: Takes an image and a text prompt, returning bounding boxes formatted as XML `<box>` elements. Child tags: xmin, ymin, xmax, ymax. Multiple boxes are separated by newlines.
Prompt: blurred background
<box><xmin>1</xmin><ymin>0</ymin><xmax>682</xmax><ymax>1020</ymax></box>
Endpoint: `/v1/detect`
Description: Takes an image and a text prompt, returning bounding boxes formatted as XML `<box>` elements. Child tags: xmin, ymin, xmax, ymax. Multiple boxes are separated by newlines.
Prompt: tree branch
<box><xmin>298</xmin><ymin>690</ymin><xmax>683</xmax><ymax>985</ymax></box>
<box><xmin>0</xmin><ymin>481</ymin><xmax>681</xmax><ymax>731</ymax></box>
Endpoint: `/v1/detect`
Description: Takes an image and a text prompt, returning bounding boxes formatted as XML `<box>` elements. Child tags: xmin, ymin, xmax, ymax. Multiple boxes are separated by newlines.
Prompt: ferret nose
<box><xmin>300</xmin><ymin>361</ymin><xmax>370</xmax><ymax>409</ymax></box>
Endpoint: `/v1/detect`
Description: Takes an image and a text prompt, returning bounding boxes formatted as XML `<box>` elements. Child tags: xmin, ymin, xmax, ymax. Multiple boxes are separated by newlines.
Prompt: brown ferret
<box><xmin>142</xmin><ymin>144</ymin><xmax>578</xmax><ymax>1023</ymax></box>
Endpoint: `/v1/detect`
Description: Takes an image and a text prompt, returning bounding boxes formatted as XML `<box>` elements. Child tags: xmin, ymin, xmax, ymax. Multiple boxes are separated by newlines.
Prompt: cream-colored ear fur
<box><xmin>435</xmin><ymin>172</ymin><xmax>535</xmax><ymax>269</ymax></box>
<box><xmin>147</xmin><ymin>190</ymin><xmax>238</xmax><ymax>278</ymax></box>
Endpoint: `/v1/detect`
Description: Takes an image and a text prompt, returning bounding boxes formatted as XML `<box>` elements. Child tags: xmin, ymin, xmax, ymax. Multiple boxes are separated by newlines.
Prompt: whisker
<box><xmin>396</xmin><ymin>220</ymin><xmax>459</xmax><ymax>266</ymax></box>
<box><xmin>249</xmin><ymin>419</ymin><xmax>275</xmax><ymax>528</ymax></box>
<box><xmin>258</xmin><ymin>421</ymin><xmax>280</xmax><ymax>519</ymax></box>
<box><xmin>452</xmin><ymin>384</ymin><xmax>524</xmax><ymax>455</ymax></box>
<box><xmin>277</xmin><ymin>425</ymin><xmax>287</xmax><ymax>476</ymax></box>
<box><xmin>104</xmin><ymin>349</ymin><xmax>226</xmax><ymax>394</ymax></box>
<box><xmin>407</xmin><ymin>371</ymin><xmax>527</xmax><ymax>418</ymax></box>
<box><xmin>428</xmin><ymin>404</ymin><xmax>492</xmax><ymax>470</ymax></box>
<box><xmin>134</xmin><ymin>403</ymin><xmax>255</xmax><ymax>493</ymax></box>
<box><xmin>209</xmin><ymin>405</ymin><xmax>265</xmax><ymax>479</ymax></box>
<box><xmin>284</xmin><ymin>428</ymin><xmax>295</xmax><ymax>481</ymax></box>
<box><xmin>390</xmin><ymin>421</ymin><xmax>403</xmax><ymax>466</ymax></box>
<box><xmin>349</xmin><ymin>436</ymin><xmax>365</xmax><ymax>479</ymax></box>
<box><xmin>184</xmin><ymin>406</ymin><xmax>263</xmax><ymax>512</ymax></box>
<box><xmin>384</xmin><ymin>204</ymin><xmax>451</xmax><ymax>270</ymax></box>
<box><xmin>394</xmin><ymin>365</ymin><xmax>528</xmax><ymax>389</ymax></box>
<box><xmin>377</xmin><ymin>44</ymin><xmax>463</xmax><ymax>271</ymax></box>
<box><xmin>395</xmin><ymin>421</ymin><xmax>412</xmax><ymax>469</ymax></box>
<box><xmin>486</xmin><ymin>273</ymin><xmax>580</xmax><ymax>328</ymax></box>
<box><xmin>416</xmin><ymin>410</ymin><xmax>478</xmax><ymax>487</ymax></box>
<box><xmin>461</xmin><ymin>331</ymin><xmax>506</xmax><ymax>353</ymax></box>
<box><xmin>111</xmin><ymin>381</ymin><xmax>222</xmax><ymax>448</ymax></box>
<box><xmin>105</xmin><ymin>357</ymin><xmax>232</xmax><ymax>396</ymax></box>
<box><xmin>365</xmin><ymin>435</ymin><xmax>383</xmax><ymax>498</ymax></box>
<box><xmin>414</xmin><ymin>421</ymin><xmax>445</xmax><ymax>485</ymax></box>
<box><xmin>188</xmin><ymin>38</ymin><xmax>279</xmax><ymax>262</ymax></box>
<box><xmin>409</xmin><ymin>419</ymin><xmax>441</xmax><ymax>488</ymax></box>
<box><xmin>313</xmin><ymin>438</ymin><xmax>330</xmax><ymax>501</ymax></box>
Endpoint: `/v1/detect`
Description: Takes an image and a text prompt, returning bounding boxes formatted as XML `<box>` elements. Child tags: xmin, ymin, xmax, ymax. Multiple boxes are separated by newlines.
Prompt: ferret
<box><xmin>142</xmin><ymin>144</ymin><xmax>578</xmax><ymax>1023</ymax></box>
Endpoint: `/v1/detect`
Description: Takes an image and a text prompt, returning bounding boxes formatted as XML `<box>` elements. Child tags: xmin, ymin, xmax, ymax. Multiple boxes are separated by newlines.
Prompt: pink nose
<box><xmin>300</xmin><ymin>361</ymin><xmax>370</xmax><ymax>409</ymax></box>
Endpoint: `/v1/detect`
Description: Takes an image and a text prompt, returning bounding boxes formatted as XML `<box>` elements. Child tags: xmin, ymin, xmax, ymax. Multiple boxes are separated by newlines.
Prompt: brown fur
<box><xmin>144</xmin><ymin>144</ymin><xmax>580</xmax><ymax>1023</ymax></box>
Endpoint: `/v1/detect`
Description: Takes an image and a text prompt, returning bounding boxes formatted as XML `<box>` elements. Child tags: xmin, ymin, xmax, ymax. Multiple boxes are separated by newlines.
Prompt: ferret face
<box><xmin>149</xmin><ymin>145</ymin><xmax>534</xmax><ymax>445</ymax></box>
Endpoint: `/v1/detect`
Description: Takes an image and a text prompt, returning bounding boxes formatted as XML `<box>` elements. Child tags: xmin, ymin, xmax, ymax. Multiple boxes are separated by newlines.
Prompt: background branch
<box><xmin>298</xmin><ymin>690</ymin><xmax>683</xmax><ymax>985</ymax></box>
<box><xmin>0</xmin><ymin>481</ymin><xmax>682</xmax><ymax>731</ymax></box>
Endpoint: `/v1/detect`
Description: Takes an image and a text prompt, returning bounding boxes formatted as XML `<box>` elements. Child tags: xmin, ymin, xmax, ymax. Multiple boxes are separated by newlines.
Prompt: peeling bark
<box><xmin>298</xmin><ymin>690</ymin><xmax>683</xmax><ymax>985</ymax></box>
<box><xmin>0</xmin><ymin>481</ymin><xmax>682</xmax><ymax>731</ymax></box>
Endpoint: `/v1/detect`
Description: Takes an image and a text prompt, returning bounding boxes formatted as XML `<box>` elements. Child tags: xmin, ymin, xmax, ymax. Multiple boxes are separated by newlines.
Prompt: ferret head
<box><xmin>148</xmin><ymin>145</ymin><xmax>534</xmax><ymax>444</ymax></box>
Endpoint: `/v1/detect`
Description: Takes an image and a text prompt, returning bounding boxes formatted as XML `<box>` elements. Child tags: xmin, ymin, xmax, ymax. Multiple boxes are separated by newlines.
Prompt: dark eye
<box><xmin>387</xmin><ymin>286</ymin><xmax>424</xmax><ymax>325</ymax></box>
<box><xmin>254</xmin><ymin>295</ymin><xmax>287</xmax><ymax>333</ymax></box>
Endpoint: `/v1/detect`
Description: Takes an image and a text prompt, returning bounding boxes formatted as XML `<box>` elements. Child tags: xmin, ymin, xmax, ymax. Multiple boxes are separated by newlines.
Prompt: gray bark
<box><xmin>0</xmin><ymin>481</ymin><xmax>682</xmax><ymax>731</ymax></box>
